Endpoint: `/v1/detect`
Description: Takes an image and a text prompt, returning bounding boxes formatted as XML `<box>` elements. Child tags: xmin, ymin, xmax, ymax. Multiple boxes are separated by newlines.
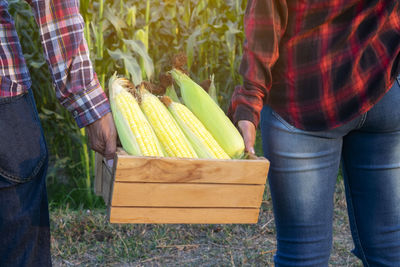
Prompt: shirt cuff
<box><xmin>228</xmin><ymin>84</ymin><xmax>263</xmax><ymax>129</ymax></box>
<box><xmin>233</xmin><ymin>104</ymin><xmax>260</xmax><ymax>129</ymax></box>
<box><xmin>62</xmin><ymin>78</ymin><xmax>111</xmax><ymax>128</ymax></box>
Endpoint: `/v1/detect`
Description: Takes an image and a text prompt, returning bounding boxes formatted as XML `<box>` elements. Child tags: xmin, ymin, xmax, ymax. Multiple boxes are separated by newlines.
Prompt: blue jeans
<box><xmin>260</xmin><ymin>77</ymin><xmax>400</xmax><ymax>266</ymax></box>
<box><xmin>0</xmin><ymin>90</ymin><xmax>51</xmax><ymax>266</ymax></box>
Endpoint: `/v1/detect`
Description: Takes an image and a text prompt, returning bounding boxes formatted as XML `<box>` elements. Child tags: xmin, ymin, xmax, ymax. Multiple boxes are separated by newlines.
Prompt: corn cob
<box><xmin>109</xmin><ymin>74</ymin><xmax>164</xmax><ymax>157</ymax></box>
<box><xmin>170</xmin><ymin>69</ymin><xmax>245</xmax><ymax>159</ymax></box>
<box><xmin>139</xmin><ymin>85</ymin><xmax>197</xmax><ymax>158</ymax></box>
<box><xmin>161</xmin><ymin>96</ymin><xmax>230</xmax><ymax>159</ymax></box>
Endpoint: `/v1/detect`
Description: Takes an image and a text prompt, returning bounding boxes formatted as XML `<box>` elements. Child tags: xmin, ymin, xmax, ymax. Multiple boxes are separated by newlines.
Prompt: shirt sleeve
<box><xmin>229</xmin><ymin>0</ymin><xmax>288</xmax><ymax>128</ymax></box>
<box><xmin>26</xmin><ymin>0</ymin><xmax>110</xmax><ymax>128</ymax></box>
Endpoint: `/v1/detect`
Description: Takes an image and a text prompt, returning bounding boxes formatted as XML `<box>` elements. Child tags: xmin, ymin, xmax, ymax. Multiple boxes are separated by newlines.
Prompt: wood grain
<box><xmin>114</xmin><ymin>155</ymin><xmax>269</xmax><ymax>184</ymax></box>
<box><xmin>97</xmin><ymin>150</ymin><xmax>270</xmax><ymax>224</ymax></box>
<box><xmin>109</xmin><ymin>207</ymin><xmax>261</xmax><ymax>224</ymax></box>
<box><xmin>94</xmin><ymin>153</ymin><xmax>103</xmax><ymax>196</ymax></box>
<box><xmin>111</xmin><ymin>183</ymin><xmax>265</xmax><ymax>208</ymax></box>
<box><xmin>101</xmin><ymin>158</ymin><xmax>114</xmax><ymax>206</ymax></box>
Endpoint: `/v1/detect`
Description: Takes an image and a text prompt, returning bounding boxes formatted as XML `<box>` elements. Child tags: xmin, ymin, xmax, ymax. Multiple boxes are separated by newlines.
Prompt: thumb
<box><xmin>245</xmin><ymin>140</ymin><xmax>255</xmax><ymax>155</ymax></box>
<box><xmin>237</xmin><ymin>120</ymin><xmax>256</xmax><ymax>155</ymax></box>
<box><xmin>242</xmin><ymin>131</ymin><xmax>255</xmax><ymax>154</ymax></box>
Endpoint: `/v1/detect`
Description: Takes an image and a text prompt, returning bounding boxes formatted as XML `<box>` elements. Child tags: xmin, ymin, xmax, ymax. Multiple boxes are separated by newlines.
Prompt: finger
<box><xmin>238</xmin><ymin>125</ymin><xmax>255</xmax><ymax>154</ymax></box>
<box><xmin>243</xmin><ymin>134</ymin><xmax>255</xmax><ymax>154</ymax></box>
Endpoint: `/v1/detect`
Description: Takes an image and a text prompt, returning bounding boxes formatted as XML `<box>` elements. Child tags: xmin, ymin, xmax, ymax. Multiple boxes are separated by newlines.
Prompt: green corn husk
<box><xmin>159</xmin><ymin>73</ymin><xmax>180</xmax><ymax>102</ymax></box>
<box><xmin>208</xmin><ymin>74</ymin><xmax>218</xmax><ymax>104</ymax></box>
<box><xmin>171</xmin><ymin>113</ymin><xmax>215</xmax><ymax>159</ymax></box>
<box><xmin>165</xmin><ymin>84</ymin><xmax>180</xmax><ymax>103</ymax></box>
<box><xmin>161</xmin><ymin>96</ymin><xmax>218</xmax><ymax>159</ymax></box>
<box><xmin>170</xmin><ymin>68</ymin><xmax>245</xmax><ymax>159</ymax></box>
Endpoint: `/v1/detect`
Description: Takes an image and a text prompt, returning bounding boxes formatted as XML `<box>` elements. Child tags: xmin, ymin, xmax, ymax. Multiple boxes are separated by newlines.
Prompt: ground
<box><xmin>50</xmin><ymin>181</ymin><xmax>362</xmax><ymax>266</ymax></box>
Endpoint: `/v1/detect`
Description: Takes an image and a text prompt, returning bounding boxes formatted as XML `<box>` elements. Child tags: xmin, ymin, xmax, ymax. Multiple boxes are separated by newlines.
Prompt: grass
<box><xmin>50</xmin><ymin>180</ymin><xmax>362</xmax><ymax>266</ymax></box>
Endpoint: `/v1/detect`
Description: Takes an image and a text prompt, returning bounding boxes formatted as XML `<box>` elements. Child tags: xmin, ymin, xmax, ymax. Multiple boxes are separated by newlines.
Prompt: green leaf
<box><xmin>107</xmin><ymin>49</ymin><xmax>142</xmax><ymax>85</ymax></box>
<box><xmin>186</xmin><ymin>27</ymin><xmax>202</xmax><ymax>71</ymax></box>
<box><xmin>29</xmin><ymin>60</ymin><xmax>46</xmax><ymax>69</ymax></box>
<box><xmin>41</xmin><ymin>108</ymin><xmax>65</xmax><ymax>120</ymax></box>
<box><xmin>123</xmin><ymin>39</ymin><xmax>154</xmax><ymax>80</ymax></box>
<box><xmin>193</xmin><ymin>0</ymin><xmax>207</xmax><ymax>17</ymax></box>
<box><xmin>182</xmin><ymin>0</ymin><xmax>191</xmax><ymax>27</ymax></box>
<box><xmin>225</xmin><ymin>21</ymin><xmax>241</xmax><ymax>52</ymax></box>
<box><xmin>104</xmin><ymin>4</ymin><xmax>127</xmax><ymax>38</ymax></box>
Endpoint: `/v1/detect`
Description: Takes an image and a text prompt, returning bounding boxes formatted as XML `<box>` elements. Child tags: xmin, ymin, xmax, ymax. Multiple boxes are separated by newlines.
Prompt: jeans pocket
<box><xmin>270</xmin><ymin>109</ymin><xmax>298</xmax><ymax>132</ymax></box>
<box><xmin>0</xmin><ymin>92</ymin><xmax>47</xmax><ymax>185</ymax></box>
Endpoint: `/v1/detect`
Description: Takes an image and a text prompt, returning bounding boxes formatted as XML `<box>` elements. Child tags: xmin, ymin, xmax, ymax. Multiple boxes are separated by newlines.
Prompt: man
<box><xmin>230</xmin><ymin>0</ymin><xmax>400</xmax><ymax>265</ymax></box>
<box><xmin>0</xmin><ymin>0</ymin><xmax>116</xmax><ymax>265</ymax></box>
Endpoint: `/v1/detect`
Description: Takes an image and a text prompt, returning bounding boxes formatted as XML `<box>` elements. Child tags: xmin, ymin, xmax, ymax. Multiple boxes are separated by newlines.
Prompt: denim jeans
<box><xmin>0</xmin><ymin>89</ymin><xmax>51</xmax><ymax>266</ymax></box>
<box><xmin>260</xmin><ymin>77</ymin><xmax>400</xmax><ymax>266</ymax></box>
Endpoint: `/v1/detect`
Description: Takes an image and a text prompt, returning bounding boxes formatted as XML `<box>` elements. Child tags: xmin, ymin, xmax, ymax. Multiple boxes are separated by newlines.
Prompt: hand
<box><xmin>237</xmin><ymin>120</ymin><xmax>256</xmax><ymax>155</ymax></box>
<box><xmin>86</xmin><ymin>112</ymin><xmax>117</xmax><ymax>160</ymax></box>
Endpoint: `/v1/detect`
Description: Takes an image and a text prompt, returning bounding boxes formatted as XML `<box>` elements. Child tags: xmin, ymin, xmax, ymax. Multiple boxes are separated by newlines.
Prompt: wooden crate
<box><xmin>95</xmin><ymin>150</ymin><xmax>269</xmax><ymax>224</ymax></box>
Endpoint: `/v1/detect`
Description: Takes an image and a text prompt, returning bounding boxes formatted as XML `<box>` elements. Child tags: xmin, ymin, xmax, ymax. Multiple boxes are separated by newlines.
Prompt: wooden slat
<box><xmin>109</xmin><ymin>207</ymin><xmax>261</xmax><ymax>224</ymax></box>
<box><xmin>94</xmin><ymin>153</ymin><xmax>103</xmax><ymax>196</ymax></box>
<box><xmin>101</xmin><ymin>159</ymin><xmax>114</xmax><ymax>205</ymax></box>
<box><xmin>114</xmin><ymin>155</ymin><xmax>269</xmax><ymax>184</ymax></box>
<box><xmin>111</xmin><ymin>183</ymin><xmax>265</xmax><ymax>208</ymax></box>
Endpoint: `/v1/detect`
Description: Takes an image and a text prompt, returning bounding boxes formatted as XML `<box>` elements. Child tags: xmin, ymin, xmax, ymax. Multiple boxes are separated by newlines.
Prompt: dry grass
<box><xmin>50</xmin><ymin>181</ymin><xmax>362</xmax><ymax>266</ymax></box>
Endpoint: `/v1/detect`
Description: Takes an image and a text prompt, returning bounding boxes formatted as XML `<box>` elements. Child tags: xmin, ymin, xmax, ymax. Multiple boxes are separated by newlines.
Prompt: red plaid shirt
<box><xmin>0</xmin><ymin>0</ymin><xmax>110</xmax><ymax>128</ymax></box>
<box><xmin>230</xmin><ymin>0</ymin><xmax>400</xmax><ymax>131</ymax></box>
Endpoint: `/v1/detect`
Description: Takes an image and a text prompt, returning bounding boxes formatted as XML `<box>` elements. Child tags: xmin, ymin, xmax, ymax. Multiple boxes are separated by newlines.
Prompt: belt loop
<box><xmin>397</xmin><ymin>75</ymin><xmax>400</xmax><ymax>86</ymax></box>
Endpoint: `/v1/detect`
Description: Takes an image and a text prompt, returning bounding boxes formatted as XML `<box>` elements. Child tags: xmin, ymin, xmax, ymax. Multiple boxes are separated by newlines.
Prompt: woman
<box><xmin>229</xmin><ymin>0</ymin><xmax>400</xmax><ymax>265</ymax></box>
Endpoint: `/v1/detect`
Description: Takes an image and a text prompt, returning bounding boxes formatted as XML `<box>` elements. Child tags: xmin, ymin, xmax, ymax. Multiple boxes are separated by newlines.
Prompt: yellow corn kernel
<box><xmin>162</xmin><ymin>96</ymin><xmax>230</xmax><ymax>159</ymax></box>
<box><xmin>173</xmin><ymin>102</ymin><xmax>230</xmax><ymax>159</ymax></box>
<box><xmin>139</xmin><ymin>86</ymin><xmax>197</xmax><ymax>158</ymax></box>
<box><xmin>109</xmin><ymin>75</ymin><xmax>164</xmax><ymax>157</ymax></box>
<box><xmin>170</xmin><ymin>69</ymin><xmax>245</xmax><ymax>159</ymax></box>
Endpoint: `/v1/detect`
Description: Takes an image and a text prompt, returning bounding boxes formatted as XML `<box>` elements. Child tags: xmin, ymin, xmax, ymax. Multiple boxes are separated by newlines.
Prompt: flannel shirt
<box><xmin>0</xmin><ymin>0</ymin><xmax>110</xmax><ymax>128</ymax></box>
<box><xmin>229</xmin><ymin>0</ymin><xmax>400</xmax><ymax>131</ymax></box>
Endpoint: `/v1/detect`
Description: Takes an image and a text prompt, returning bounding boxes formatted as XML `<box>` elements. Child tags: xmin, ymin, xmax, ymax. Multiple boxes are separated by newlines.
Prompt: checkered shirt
<box><xmin>229</xmin><ymin>0</ymin><xmax>400</xmax><ymax>130</ymax></box>
<box><xmin>0</xmin><ymin>0</ymin><xmax>110</xmax><ymax>127</ymax></box>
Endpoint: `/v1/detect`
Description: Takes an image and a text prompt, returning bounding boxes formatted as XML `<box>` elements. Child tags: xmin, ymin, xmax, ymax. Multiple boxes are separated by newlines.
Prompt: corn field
<box><xmin>9</xmin><ymin>0</ymin><xmax>247</xmax><ymax>207</ymax></box>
